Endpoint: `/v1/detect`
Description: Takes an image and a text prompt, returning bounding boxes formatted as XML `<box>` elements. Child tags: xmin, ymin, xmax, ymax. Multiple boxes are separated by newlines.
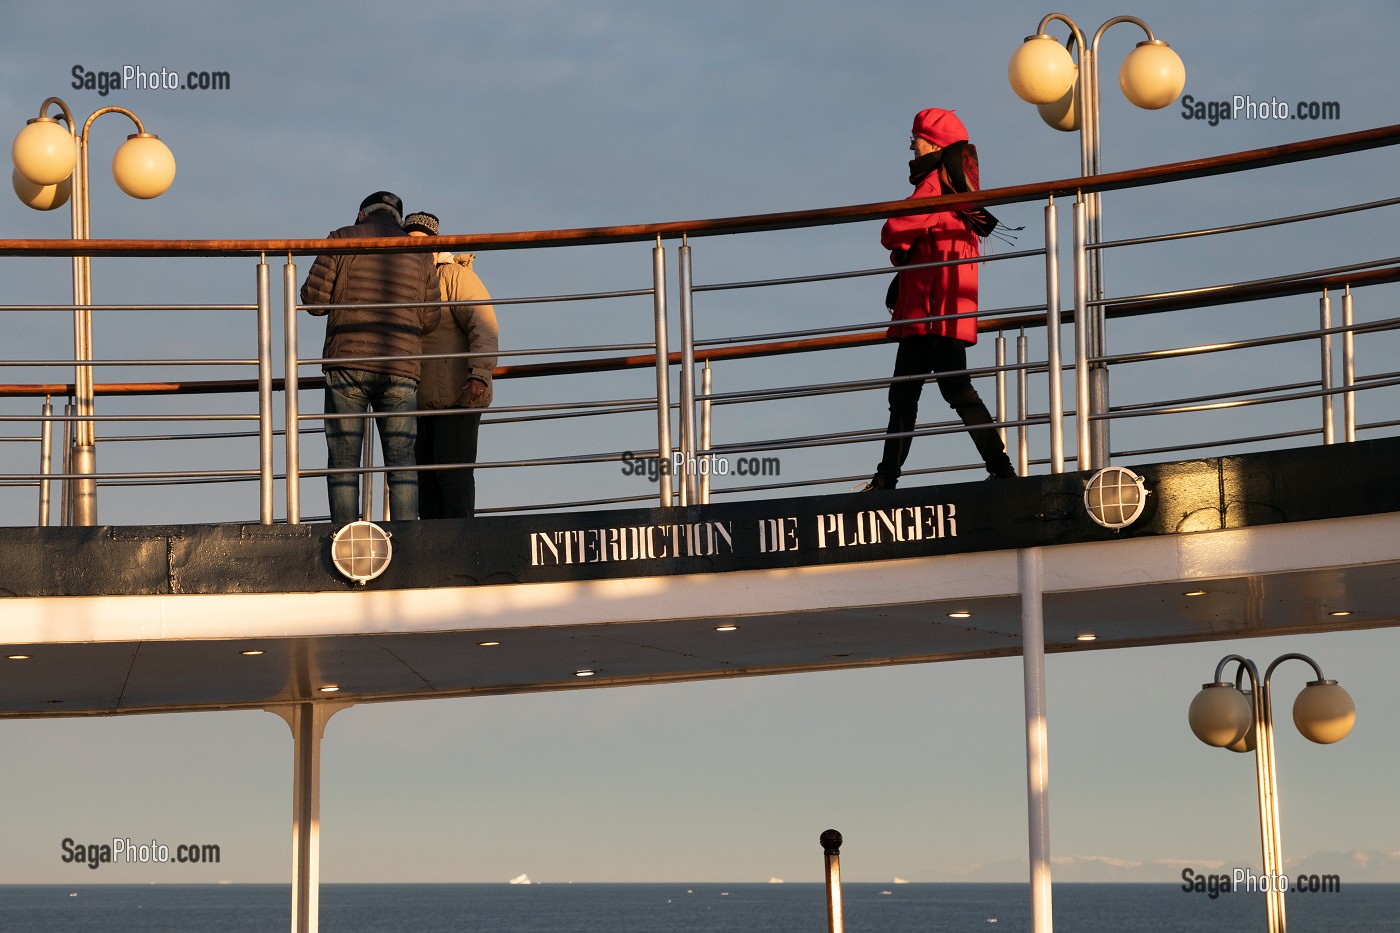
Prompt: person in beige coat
<box><xmin>403</xmin><ymin>211</ymin><xmax>499</xmax><ymax>518</ymax></box>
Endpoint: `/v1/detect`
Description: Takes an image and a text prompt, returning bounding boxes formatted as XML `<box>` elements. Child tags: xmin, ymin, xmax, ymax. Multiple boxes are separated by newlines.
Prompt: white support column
<box><xmin>1019</xmin><ymin>547</ymin><xmax>1053</xmax><ymax>933</ymax></box>
<box><xmin>268</xmin><ymin>702</ymin><xmax>351</xmax><ymax>933</ymax></box>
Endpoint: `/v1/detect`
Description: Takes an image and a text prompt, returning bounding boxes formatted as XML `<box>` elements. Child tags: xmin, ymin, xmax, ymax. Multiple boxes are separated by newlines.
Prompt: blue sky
<box><xmin>1</xmin><ymin>0</ymin><xmax>1398</xmax><ymax>886</ymax></box>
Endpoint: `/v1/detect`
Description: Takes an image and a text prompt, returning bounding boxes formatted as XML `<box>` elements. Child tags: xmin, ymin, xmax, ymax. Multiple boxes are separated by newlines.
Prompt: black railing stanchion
<box><xmin>283</xmin><ymin>257</ymin><xmax>301</xmax><ymax>523</ymax></box>
<box><xmin>821</xmin><ymin>828</ymin><xmax>844</xmax><ymax>933</ymax></box>
<box><xmin>651</xmin><ymin>237</ymin><xmax>673</xmax><ymax>507</ymax></box>
<box><xmin>257</xmin><ymin>257</ymin><xmax>274</xmax><ymax>524</ymax></box>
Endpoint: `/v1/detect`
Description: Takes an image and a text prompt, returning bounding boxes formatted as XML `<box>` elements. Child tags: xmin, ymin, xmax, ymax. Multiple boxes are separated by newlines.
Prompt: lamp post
<box><xmin>1007</xmin><ymin>15</ymin><xmax>1185</xmax><ymax>470</ymax></box>
<box><xmin>1188</xmin><ymin>653</ymin><xmax>1356</xmax><ymax>933</ymax></box>
<box><xmin>11</xmin><ymin>96</ymin><xmax>176</xmax><ymax>525</ymax></box>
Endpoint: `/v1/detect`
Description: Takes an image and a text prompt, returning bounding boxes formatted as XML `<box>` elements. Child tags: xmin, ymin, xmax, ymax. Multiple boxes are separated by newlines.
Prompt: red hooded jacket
<box><xmin>881</xmin><ymin>109</ymin><xmax>981</xmax><ymax>344</ymax></box>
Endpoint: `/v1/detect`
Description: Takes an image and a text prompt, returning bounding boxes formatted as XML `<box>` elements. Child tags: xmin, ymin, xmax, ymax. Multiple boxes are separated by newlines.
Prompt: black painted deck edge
<box><xmin>1</xmin><ymin>437</ymin><xmax>1395</xmax><ymax>599</ymax></box>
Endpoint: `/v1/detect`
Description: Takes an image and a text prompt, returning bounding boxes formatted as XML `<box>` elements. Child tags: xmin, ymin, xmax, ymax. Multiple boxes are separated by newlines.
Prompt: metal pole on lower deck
<box><xmin>820</xmin><ymin>829</ymin><xmax>844</xmax><ymax>933</ymax></box>
<box><xmin>1019</xmin><ymin>548</ymin><xmax>1054</xmax><ymax>933</ymax></box>
<box><xmin>269</xmin><ymin>702</ymin><xmax>349</xmax><ymax>933</ymax></box>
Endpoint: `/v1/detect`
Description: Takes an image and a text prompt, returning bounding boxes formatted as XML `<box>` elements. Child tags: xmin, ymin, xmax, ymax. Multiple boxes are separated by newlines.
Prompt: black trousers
<box><xmin>874</xmin><ymin>334</ymin><xmax>1013</xmax><ymax>486</ymax></box>
<box><xmin>415</xmin><ymin>411</ymin><xmax>482</xmax><ymax>519</ymax></box>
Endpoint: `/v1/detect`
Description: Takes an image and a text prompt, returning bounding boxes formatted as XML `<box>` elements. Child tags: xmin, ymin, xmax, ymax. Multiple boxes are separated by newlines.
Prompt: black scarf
<box><xmin>907</xmin><ymin>150</ymin><xmax>944</xmax><ymax>187</ymax></box>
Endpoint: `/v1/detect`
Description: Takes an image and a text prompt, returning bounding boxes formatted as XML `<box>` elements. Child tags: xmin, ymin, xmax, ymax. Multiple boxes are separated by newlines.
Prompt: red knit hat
<box><xmin>912</xmin><ymin>108</ymin><xmax>969</xmax><ymax>148</ymax></box>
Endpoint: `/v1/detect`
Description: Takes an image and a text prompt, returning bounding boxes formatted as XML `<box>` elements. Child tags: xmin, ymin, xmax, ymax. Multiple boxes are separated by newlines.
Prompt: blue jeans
<box><xmin>324</xmin><ymin>368</ymin><xmax>420</xmax><ymax>525</ymax></box>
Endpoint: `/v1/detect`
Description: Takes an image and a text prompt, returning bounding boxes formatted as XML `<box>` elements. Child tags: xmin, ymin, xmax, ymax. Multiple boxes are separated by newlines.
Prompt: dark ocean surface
<box><xmin>1</xmin><ymin>882</ymin><xmax>1395</xmax><ymax>932</ymax></box>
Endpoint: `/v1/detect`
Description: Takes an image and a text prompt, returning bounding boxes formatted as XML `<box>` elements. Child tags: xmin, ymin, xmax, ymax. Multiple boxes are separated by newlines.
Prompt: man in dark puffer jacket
<box><xmin>301</xmin><ymin>191</ymin><xmax>441</xmax><ymax>525</ymax></box>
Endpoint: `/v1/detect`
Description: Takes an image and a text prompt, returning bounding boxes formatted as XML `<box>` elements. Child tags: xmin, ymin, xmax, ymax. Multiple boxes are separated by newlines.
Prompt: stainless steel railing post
<box><xmin>360</xmin><ymin>416</ymin><xmax>376</xmax><ymax>521</ymax></box>
<box><xmin>821</xmin><ymin>829</ymin><xmax>844</xmax><ymax>933</ymax></box>
<box><xmin>257</xmin><ymin>258</ymin><xmax>274</xmax><ymax>525</ymax></box>
<box><xmin>38</xmin><ymin>397</ymin><xmax>53</xmax><ymax>527</ymax></box>
<box><xmin>1017</xmin><ymin>331</ymin><xmax>1030</xmax><ymax>477</ymax></box>
<box><xmin>283</xmin><ymin>258</ymin><xmax>302</xmax><ymax>524</ymax></box>
<box><xmin>995</xmin><ymin>333</ymin><xmax>1008</xmax><ymax>448</ymax></box>
<box><xmin>61</xmin><ymin>401</ymin><xmax>74</xmax><ymax>526</ymax></box>
<box><xmin>700</xmin><ymin>362</ymin><xmax>712</xmax><ymax>505</ymax></box>
<box><xmin>677</xmin><ymin>236</ymin><xmax>699</xmax><ymax>505</ymax></box>
<box><xmin>1072</xmin><ymin>198</ymin><xmax>1092</xmax><ymax>470</ymax></box>
<box><xmin>1320</xmin><ymin>289</ymin><xmax>1334</xmax><ymax>444</ymax></box>
<box><xmin>1342</xmin><ymin>285</ymin><xmax>1355</xmax><ymax>442</ymax></box>
<box><xmin>651</xmin><ymin>239</ymin><xmax>674</xmax><ymax>507</ymax></box>
<box><xmin>1044</xmin><ymin>197</ymin><xmax>1065</xmax><ymax>473</ymax></box>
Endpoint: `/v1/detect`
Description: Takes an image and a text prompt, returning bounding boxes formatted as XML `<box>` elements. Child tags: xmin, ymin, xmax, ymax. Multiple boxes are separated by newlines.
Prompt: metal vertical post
<box><xmin>290</xmin><ymin>703</ymin><xmax>322</xmax><ymax>933</ymax></box>
<box><xmin>677</xmin><ymin>236</ymin><xmax>699</xmax><ymax>505</ymax></box>
<box><xmin>38</xmin><ymin>397</ymin><xmax>54</xmax><ymax>527</ymax></box>
<box><xmin>1072</xmin><ymin>200</ymin><xmax>1091</xmax><ymax>471</ymax></box>
<box><xmin>699</xmin><ymin>363</ymin><xmax>712</xmax><ymax>505</ymax></box>
<box><xmin>360</xmin><ymin>418</ymin><xmax>376</xmax><ymax>521</ymax></box>
<box><xmin>1251</xmin><ymin>677</ymin><xmax>1285</xmax><ymax>933</ymax></box>
<box><xmin>1341</xmin><ymin>286</ymin><xmax>1355</xmax><ymax>443</ymax></box>
<box><xmin>257</xmin><ymin>259</ymin><xmax>275</xmax><ymax>524</ymax></box>
<box><xmin>1320</xmin><ymin>290</ymin><xmax>1334</xmax><ymax>444</ymax></box>
<box><xmin>1082</xmin><ymin>40</ymin><xmax>1111</xmax><ymax>471</ymax></box>
<box><xmin>1019</xmin><ymin>547</ymin><xmax>1054</xmax><ymax>933</ymax></box>
<box><xmin>61</xmin><ymin>402</ymin><xmax>74</xmax><ymax>526</ymax></box>
<box><xmin>1044</xmin><ymin>198</ymin><xmax>1065</xmax><ymax>473</ymax></box>
<box><xmin>821</xmin><ymin>829</ymin><xmax>844</xmax><ymax>933</ymax></box>
<box><xmin>1016</xmin><ymin>332</ymin><xmax>1030</xmax><ymax>477</ymax></box>
<box><xmin>283</xmin><ymin>259</ymin><xmax>302</xmax><ymax>523</ymax></box>
<box><xmin>995</xmin><ymin>334</ymin><xmax>1008</xmax><ymax>446</ymax></box>
<box><xmin>70</xmin><ymin>129</ymin><xmax>98</xmax><ymax>526</ymax></box>
<box><xmin>651</xmin><ymin>239</ymin><xmax>674</xmax><ymax>507</ymax></box>
<box><xmin>268</xmin><ymin>702</ymin><xmax>349</xmax><ymax>933</ymax></box>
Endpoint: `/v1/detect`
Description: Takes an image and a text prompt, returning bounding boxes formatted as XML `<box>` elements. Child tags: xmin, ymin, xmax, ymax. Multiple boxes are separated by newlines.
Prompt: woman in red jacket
<box><xmin>866</xmin><ymin>108</ymin><xmax>1016</xmax><ymax>489</ymax></box>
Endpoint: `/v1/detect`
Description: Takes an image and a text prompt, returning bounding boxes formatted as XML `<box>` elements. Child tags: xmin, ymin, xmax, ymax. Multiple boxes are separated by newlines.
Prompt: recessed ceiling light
<box><xmin>575</xmin><ymin>669</ymin><xmax>596</xmax><ymax>678</ymax></box>
<box><xmin>947</xmin><ymin>611</ymin><xmax>973</xmax><ymax>619</ymax></box>
<box><xmin>1328</xmin><ymin>610</ymin><xmax>1352</xmax><ymax>618</ymax></box>
<box><xmin>7</xmin><ymin>654</ymin><xmax>31</xmax><ymax>661</ymax></box>
<box><xmin>714</xmin><ymin>624</ymin><xmax>738</xmax><ymax>632</ymax></box>
<box><xmin>1076</xmin><ymin>633</ymin><xmax>1097</xmax><ymax>642</ymax></box>
<box><xmin>477</xmin><ymin>640</ymin><xmax>501</xmax><ymax>647</ymax></box>
<box><xmin>318</xmin><ymin>685</ymin><xmax>341</xmax><ymax>693</ymax></box>
<box><xmin>1184</xmin><ymin>590</ymin><xmax>1207</xmax><ymax>597</ymax></box>
<box><xmin>240</xmin><ymin>649</ymin><xmax>264</xmax><ymax>656</ymax></box>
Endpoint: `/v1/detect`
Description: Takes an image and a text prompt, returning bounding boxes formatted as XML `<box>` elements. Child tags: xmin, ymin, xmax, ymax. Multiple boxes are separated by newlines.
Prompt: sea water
<box><xmin>1</xmin><ymin>882</ymin><xmax>1395</xmax><ymax>932</ymax></box>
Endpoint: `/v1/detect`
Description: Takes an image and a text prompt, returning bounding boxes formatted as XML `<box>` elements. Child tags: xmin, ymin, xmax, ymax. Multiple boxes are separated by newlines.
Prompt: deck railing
<box><xmin>0</xmin><ymin>124</ymin><xmax>1397</xmax><ymax>526</ymax></box>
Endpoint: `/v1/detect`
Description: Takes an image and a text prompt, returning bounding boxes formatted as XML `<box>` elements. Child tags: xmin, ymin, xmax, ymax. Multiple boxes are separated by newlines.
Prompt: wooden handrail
<box><xmin>0</xmin><ymin>124</ymin><xmax>1397</xmax><ymax>257</ymax></box>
